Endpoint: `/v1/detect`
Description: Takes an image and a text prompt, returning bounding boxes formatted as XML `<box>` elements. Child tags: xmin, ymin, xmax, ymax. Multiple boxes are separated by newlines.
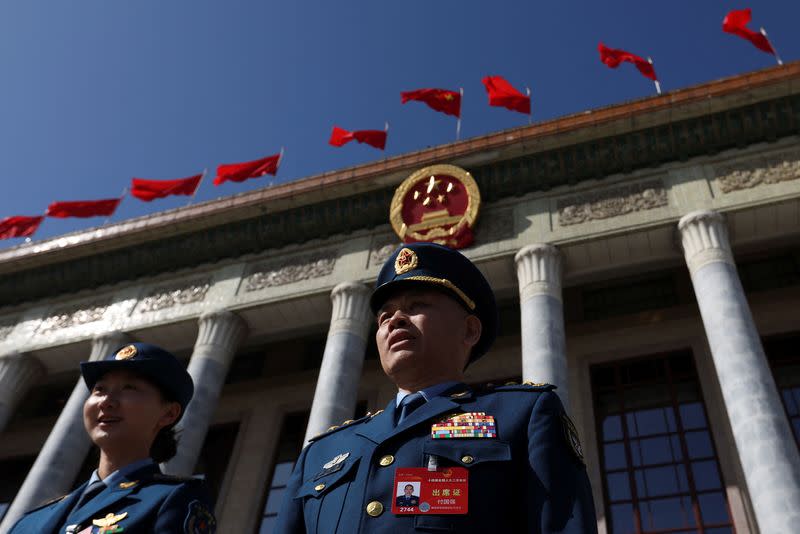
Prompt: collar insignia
<box><xmin>118</xmin><ymin>481</ymin><xmax>138</xmax><ymax>489</ymax></box>
<box><xmin>394</xmin><ymin>248</ymin><xmax>418</xmax><ymax>275</ymax></box>
<box><xmin>114</xmin><ymin>345</ymin><xmax>137</xmax><ymax>360</ymax></box>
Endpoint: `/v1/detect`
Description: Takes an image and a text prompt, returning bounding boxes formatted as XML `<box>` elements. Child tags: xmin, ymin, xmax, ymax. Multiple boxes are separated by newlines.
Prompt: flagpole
<box><xmin>526</xmin><ymin>87</ymin><xmax>532</xmax><ymax>125</ymax></box>
<box><xmin>456</xmin><ymin>88</ymin><xmax>463</xmax><ymax>141</ymax></box>
<box><xmin>760</xmin><ymin>28</ymin><xmax>783</xmax><ymax>65</ymax></box>
<box><xmin>103</xmin><ymin>187</ymin><xmax>127</xmax><ymax>226</ymax></box>
<box><xmin>187</xmin><ymin>169</ymin><xmax>207</xmax><ymax>206</ymax></box>
<box><xmin>648</xmin><ymin>58</ymin><xmax>662</xmax><ymax>95</ymax></box>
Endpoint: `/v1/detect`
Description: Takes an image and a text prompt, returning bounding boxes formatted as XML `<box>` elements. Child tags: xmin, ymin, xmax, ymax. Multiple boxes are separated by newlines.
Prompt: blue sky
<box><xmin>0</xmin><ymin>1</ymin><xmax>797</xmax><ymax>248</ymax></box>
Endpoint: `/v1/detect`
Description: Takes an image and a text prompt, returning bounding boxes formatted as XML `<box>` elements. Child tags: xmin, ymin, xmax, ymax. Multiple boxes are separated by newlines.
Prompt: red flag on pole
<box><xmin>400</xmin><ymin>88</ymin><xmax>461</xmax><ymax>118</ymax></box>
<box><xmin>329</xmin><ymin>126</ymin><xmax>387</xmax><ymax>150</ymax></box>
<box><xmin>598</xmin><ymin>43</ymin><xmax>658</xmax><ymax>81</ymax></box>
<box><xmin>722</xmin><ymin>8</ymin><xmax>776</xmax><ymax>55</ymax></box>
<box><xmin>481</xmin><ymin>76</ymin><xmax>531</xmax><ymax>114</ymax></box>
<box><xmin>0</xmin><ymin>215</ymin><xmax>44</xmax><ymax>239</ymax></box>
<box><xmin>130</xmin><ymin>173</ymin><xmax>203</xmax><ymax>201</ymax></box>
<box><xmin>214</xmin><ymin>152</ymin><xmax>282</xmax><ymax>186</ymax></box>
<box><xmin>46</xmin><ymin>198</ymin><xmax>121</xmax><ymax>218</ymax></box>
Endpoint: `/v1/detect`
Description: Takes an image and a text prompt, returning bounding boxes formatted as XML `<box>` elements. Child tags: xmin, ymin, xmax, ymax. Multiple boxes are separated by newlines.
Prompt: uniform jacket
<box><xmin>275</xmin><ymin>383</ymin><xmax>597</xmax><ymax>533</ymax></box>
<box><xmin>9</xmin><ymin>463</ymin><xmax>216</xmax><ymax>534</ymax></box>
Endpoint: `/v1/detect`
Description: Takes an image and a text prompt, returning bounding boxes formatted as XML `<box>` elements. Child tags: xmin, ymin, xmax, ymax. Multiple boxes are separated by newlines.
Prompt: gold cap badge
<box><xmin>394</xmin><ymin>248</ymin><xmax>418</xmax><ymax>275</ymax></box>
<box><xmin>115</xmin><ymin>345</ymin><xmax>137</xmax><ymax>360</ymax></box>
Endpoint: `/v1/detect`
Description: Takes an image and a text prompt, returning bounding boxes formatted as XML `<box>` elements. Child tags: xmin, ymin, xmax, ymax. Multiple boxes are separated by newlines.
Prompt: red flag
<box><xmin>598</xmin><ymin>43</ymin><xmax>658</xmax><ymax>81</ymax></box>
<box><xmin>130</xmin><ymin>173</ymin><xmax>203</xmax><ymax>201</ymax></box>
<box><xmin>46</xmin><ymin>198</ymin><xmax>121</xmax><ymax>218</ymax></box>
<box><xmin>400</xmin><ymin>88</ymin><xmax>461</xmax><ymax>118</ymax></box>
<box><xmin>481</xmin><ymin>76</ymin><xmax>531</xmax><ymax>114</ymax></box>
<box><xmin>329</xmin><ymin>126</ymin><xmax>387</xmax><ymax>150</ymax></box>
<box><xmin>214</xmin><ymin>152</ymin><xmax>281</xmax><ymax>186</ymax></box>
<box><xmin>0</xmin><ymin>215</ymin><xmax>44</xmax><ymax>239</ymax></box>
<box><xmin>722</xmin><ymin>8</ymin><xmax>775</xmax><ymax>55</ymax></box>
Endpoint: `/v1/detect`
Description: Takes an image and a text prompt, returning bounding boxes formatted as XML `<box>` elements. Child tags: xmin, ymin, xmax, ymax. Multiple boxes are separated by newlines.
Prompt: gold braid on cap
<box><xmin>404</xmin><ymin>276</ymin><xmax>476</xmax><ymax>310</ymax></box>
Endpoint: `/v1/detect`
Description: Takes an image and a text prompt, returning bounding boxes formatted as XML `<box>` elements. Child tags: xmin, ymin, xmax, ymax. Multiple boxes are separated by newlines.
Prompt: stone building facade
<box><xmin>1</xmin><ymin>63</ymin><xmax>800</xmax><ymax>533</ymax></box>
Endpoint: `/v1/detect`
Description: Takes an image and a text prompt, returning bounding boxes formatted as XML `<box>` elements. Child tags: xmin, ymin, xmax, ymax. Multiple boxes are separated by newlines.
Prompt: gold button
<box><xmin>379</xmin><ymin>455</ymin><xmax>395</xmax><ymax>467</ymax></box>
<box><xmin>366</xmin><ymin>501</ymin><xmax>384</xmax><ymax>517</ymax></box>
<box><xmin>461</xmin><ymin>455</ymin><xmax>474</xmax><ymax>464</ymax></box>
<box><xmin>314</xmin><ymin>483</ymin><xmax>325</xmax><ymax>491</ymax></box>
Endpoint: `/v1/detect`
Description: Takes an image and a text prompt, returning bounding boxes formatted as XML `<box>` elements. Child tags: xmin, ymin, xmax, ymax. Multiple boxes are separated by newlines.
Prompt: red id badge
<box><xmin>391</xmin><ymin>467</ymin><xmax>469</xmax><ymax>515</ymax></box>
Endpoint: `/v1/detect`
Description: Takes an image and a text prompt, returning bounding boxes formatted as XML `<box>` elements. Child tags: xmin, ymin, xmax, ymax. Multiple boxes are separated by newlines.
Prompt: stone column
<box><xmin>0</xmin><ymin>352</ymin><xmax>44</xmax><ymax>432</ymax></box>
<box><xmin>303</xmin><ymin>282</ymin><xmax>372</xmax><ymax>443</ymax></box>
<box><xmin>164</xmin><ymin>310</ymin><xmax>247</xmax><ymax>476</ymax></box>
<box><xmin>514</xmin><ymin>244</ymin><xmax>569</xmax><ymax>410</ymax></box>
<box><xmin>0</xmin><ymin>332</ymin><xmax>129</xmax><ymax>531</ymax></box>
<box><xmin>678</xmin><ymin>210</ymin><xmax>800</xmax><ymax>532</ymax></box>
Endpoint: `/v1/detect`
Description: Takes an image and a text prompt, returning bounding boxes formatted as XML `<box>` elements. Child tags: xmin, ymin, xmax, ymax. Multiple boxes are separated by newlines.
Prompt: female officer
<box><xmin>9</xmin><ymin>342</ymin><xmax>216</xmax><ymax>534</ymax></box>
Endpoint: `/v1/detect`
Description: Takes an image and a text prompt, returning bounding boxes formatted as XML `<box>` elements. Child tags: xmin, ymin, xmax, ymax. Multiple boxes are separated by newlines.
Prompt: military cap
<box><xmin>80</xmin><ymin>342</ymin><xmax>194</xmax><ymax>420</ymax></box>
<box><xmin>370</xmin><ymin>242</ymin><xmax>498</xmax><ymax>362</ymax></box>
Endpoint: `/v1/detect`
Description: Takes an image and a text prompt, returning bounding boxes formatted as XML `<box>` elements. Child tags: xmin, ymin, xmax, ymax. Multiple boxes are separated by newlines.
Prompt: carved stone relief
<box><xmin>715</xmin><ymin>150</ymin><xmax>800</xmax><ymax>193</ymax></box>
<box><xmin>243</xmin><ymin>252</ymin><xmax>337</xmax><ymax>292</ymax></box>
<box><xmin>0</xmin><ymin>320</ymin><xmax>15</xmax><ymax>341</ymax></box>
<box><xmin>557</xmin><ymin>179</ymin><xmax>668</xmax><ymax>226</ymax></box>
<box><xmin>368</xmin><ymin>235</ymin><xmax>399</xmax><ymax>268</ymax></box>
<box><xmin>136</xmin><ymin>278</ymin><xmax>212</xmax><ymax>313</ymax></box>
<box><xmin>37</xmin><ymin>300</ymin><xmax>109</xmax><ymax>333</ymax></box>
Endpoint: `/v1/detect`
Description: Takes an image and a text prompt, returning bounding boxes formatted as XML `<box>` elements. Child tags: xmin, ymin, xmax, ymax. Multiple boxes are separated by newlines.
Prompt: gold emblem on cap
<box><xmin>93</xmin><ymin>512</ymin><xmax>128</xmax><ymax>527</ymax></box>
<box><xmin>394</xmin><ymin>247</ymin><xmax>419</xmax><ymax>275</ymax></box>
<box><xmin>114</xmin><ymin>345</ymin><xmax>137</xmax><ymax>360</ymax></box>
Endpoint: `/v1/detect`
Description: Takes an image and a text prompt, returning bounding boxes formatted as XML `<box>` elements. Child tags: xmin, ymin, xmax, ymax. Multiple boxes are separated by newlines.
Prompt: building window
<box><xmin>195</xmin><ymin>422</ymin><xmax>241</xmax><ymax>506</ymax></box>
<box><xmin>764</xmin><ymin>334</ymin><xmax>800</xmax><ymax>448</ymax></box>
<box><xmin>0</xmin><ymin>455</ymin><xmax>36</xmax><ymax>522</ymax></box>
<box><xmin>258</xmin><ymin>412</ymin><xmax>310</xmax><ymax>534</ymax></box>
<box><xmin>591</xmin><ymin>351</ymin><xmax>735</xmax><ymax>534</ymax></box>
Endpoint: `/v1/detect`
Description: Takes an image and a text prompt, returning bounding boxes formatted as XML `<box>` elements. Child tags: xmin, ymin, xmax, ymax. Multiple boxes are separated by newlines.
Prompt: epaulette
<box><xmin>147</xmin><ymin>473</ymin><xmax>203</xmax><ymax>484</ymax></box>
<box><xmin>309</xmin><ymin>410</ymin><xmax>383</xmax><ymax>442</ymax></box>
<box><xmin>490</xmin><ymin>380</ymin><xmax>556</xmax><ymax>392</ymax></box>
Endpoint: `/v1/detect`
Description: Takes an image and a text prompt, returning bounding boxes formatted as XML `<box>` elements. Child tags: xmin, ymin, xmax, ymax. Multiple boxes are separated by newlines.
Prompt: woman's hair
<box><xmin>150</xmin><ymin>425</ymin><xmax>179</xmax><ymax>463</ymax></box>
<box><xmin>148</xmin><ymin>380</ymin><xmax>182</xmax><ymax>463</ymax></box>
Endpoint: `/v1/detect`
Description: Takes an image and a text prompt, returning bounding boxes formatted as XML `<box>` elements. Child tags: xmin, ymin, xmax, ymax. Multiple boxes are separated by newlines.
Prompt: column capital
<box><xmin>90</xmin><ymin>331</ymin><xmax>133</xmax><ymax>361</ymax></box>
<box><xmin>678</xmin><ymin>210</ymin><xmax>734</xmax><ymax>274</ymax></box>
<box><xmin>0</xmin><ymin>351</ymin><xmax>45</xmax><ymax>403</ymax></box>
<box><xmin>514</xmin><ymin>243</ymin><xmax>563</xmax><ymax>301</ymax></box>
<box><xmin>329</xmin><ymin>282</ymin><xmax>372</xmax><ymax>339</ymax></box>
<box><xmin>196</xmin><ymin>309</ymin><xmax>248</xmax><ymax>349</ymax></box>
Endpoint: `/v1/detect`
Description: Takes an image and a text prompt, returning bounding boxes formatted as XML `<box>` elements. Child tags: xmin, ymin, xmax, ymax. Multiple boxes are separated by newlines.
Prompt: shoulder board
<box><xmin>147</xmin><ymin>473</ymin><xmax>203</xmax><ymax>484</ymax></box>
<box><xmin>308</xmin><ymin>411</ymin><xmax>378</xmax><ymax>443</ymax></box>
<box><xmin>491</xmin><ymin>381</ymin><xmax>556</xmax><ymax>392</ymax></box>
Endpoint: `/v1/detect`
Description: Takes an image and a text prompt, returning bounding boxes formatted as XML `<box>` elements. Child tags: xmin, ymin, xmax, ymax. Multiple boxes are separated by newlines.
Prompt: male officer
<box><xmin>395</xmin><ymin>485</ymin><xmax>419</xmax><ymax>508</ymax></box>
<box><xmin>275</xmin><ymin>242</ymin><xmax>596</xmax><ymax>533</ymax></box>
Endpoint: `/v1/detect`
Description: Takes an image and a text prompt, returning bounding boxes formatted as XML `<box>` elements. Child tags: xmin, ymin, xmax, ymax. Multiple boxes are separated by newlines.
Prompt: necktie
<box><xmin>397</xmin><ymin>392</ymin><xmax>426</xmax><ymax>425</ymax></box>
<box><xmin>74</xmin><ymin>480</ymin><xmax>106</xmax><ymax>511</ymax></box>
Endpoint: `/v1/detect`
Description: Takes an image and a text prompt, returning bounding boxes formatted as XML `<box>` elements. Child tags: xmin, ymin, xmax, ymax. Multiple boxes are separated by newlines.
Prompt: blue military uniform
<box><xmin>275</xmin><ymin>243</ymin><xmax>597</xmax><ymax>533</ymax></box>
<box><xmin>8</xmin><ymin>342</ymin><xmax>216</xmax><ymax>534</ymax></box>
<box><xmin>9</xmin><ymin>462</ymin><xmax>215</xmax><ymax>533</ymax></box>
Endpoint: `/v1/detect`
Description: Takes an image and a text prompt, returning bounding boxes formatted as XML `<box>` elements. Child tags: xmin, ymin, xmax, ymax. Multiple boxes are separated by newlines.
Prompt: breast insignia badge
<box><xmin>92</xmin><ymin>511</ymin><xmax>128</xmax><ymax>533</ymax></box>
<box><xmin>314</xmin><ymin>452</ymin><xmax>351</xmax><ymax>480</ymax></box>
<box><xmin>390</xmin><ymin>164</ymin><xmax>480</xmax><ymax>249</ymax></box>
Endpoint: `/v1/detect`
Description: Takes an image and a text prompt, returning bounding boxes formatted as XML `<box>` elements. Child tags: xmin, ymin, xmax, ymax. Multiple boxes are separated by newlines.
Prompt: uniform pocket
<box><xmin>295</xmin><ymin>457</ymin><xmax>360</xmax><ymax>534</ymax></box>
<box><xmin>422</xmin><ymin>439</ymin><xmax>511</xmax><ymax>467</ymax></box>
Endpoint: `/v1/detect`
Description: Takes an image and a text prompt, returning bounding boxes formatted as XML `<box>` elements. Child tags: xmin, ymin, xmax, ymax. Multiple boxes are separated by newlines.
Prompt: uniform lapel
<box><xmin>38</xmin><ymin>484</ymin><xmax>86</xmax><ymax>534</ymax></box>
<box><xmin>65</xmin><ymin>463</ymin><xmax>159</xmax><ymax>529</ymax></box>
<box><xmin>356</xmin><ymin>386</ymin><xmax>475</xmax><ymax>444</ymax></box>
